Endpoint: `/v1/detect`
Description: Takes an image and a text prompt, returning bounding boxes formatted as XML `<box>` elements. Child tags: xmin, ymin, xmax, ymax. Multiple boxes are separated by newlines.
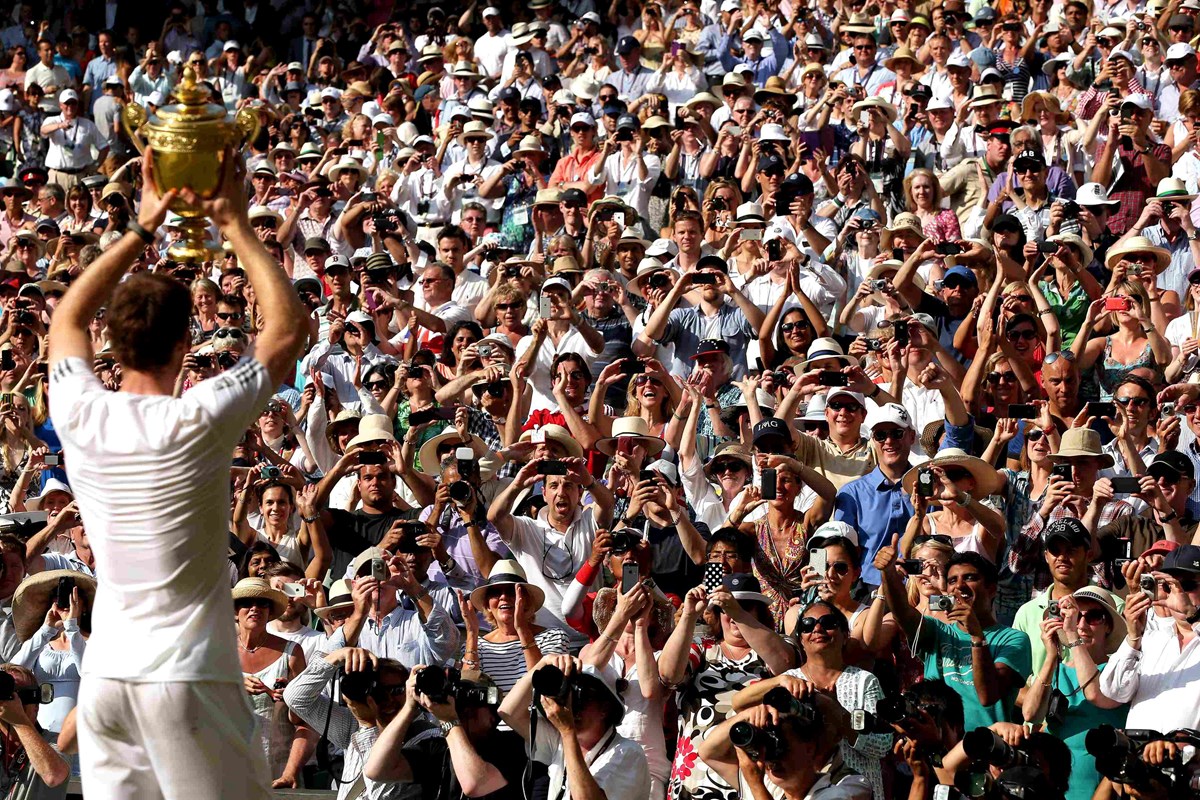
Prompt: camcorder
<box><xmin>1086</xmin><ymin>726</ymin><xmax>1200</xmax><ymax>798</ymax></box>
<box><xmin>414</xmin><ymin>666</ymin><xmax>500</xmax><ymax>707</ymax></box>
<box><xmin>728</xmin><ymin>687</ymin><xmax>821</xmax><ymax>762</ymax></box>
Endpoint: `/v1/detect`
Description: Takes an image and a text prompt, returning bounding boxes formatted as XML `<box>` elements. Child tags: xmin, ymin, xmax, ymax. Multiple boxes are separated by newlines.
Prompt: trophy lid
<box><xmin>152</xmin><ymin>67</ymin><xmax>231</xmax><ymax>125</ymax></box>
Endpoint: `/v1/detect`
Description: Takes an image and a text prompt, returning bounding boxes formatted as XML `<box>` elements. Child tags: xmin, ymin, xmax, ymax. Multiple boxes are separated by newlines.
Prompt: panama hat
<box><xmin>883</xmin><ymin>46</ymin><xmax>921</xmax><ymax>71</ymax></box>
<box><xmin>313</xmin><ymin>579</ymin><xmax>354</xmax><ymax>620</ymax></box>
<box><xmin>1044</xmin><ymin>233</ymin><xmax>1094</xmax><ymax>269</ymax></box>
<box><xmin>595</xmin><ymin>416</ymin><xmax>666</xmax><ymax>457</ymax></box>
<box><xmin>12</xmin><ymin>570</ymin><xmax>97</xmax><ymax>641</ymax></box>
<box><xmin>703</xmin><ymin>442</ymin><xmax>754</xmax><ymax>482</ymax></box>
<box><xmin>851</xmin><ymin>96</ymin><xmax>897</xmax><ymax>123</ymax></box>
<box><xmin>1103</xmin><ymin>235</ymin><xmax>1171</xmax><ymax>274</ymax></box>
<box><xmin>1152</xmin><ymin>176</ymin><xmax>1197</xmax><ymax>203</ymax></box>
<box><xmin>232</xmin><ymin>577</ymin><xmax>288</xmax><ymax>621</ymax></box>
<box><xmin>513</xmin><ymin>136</ymin><xmax>546</xmax><ymax>157</ymax></box>
<box><xmin>1048</xmin><ymin>428</ymin><xmax>1115</xmax><ymax>468</ymax></box>
<box><xmin>1021</xmin><ymin>91</ymin><xmax>1071</xmax><ymax>126</ymax></box>
<box><xmin>417</xmin><ymin>430</ymin><xmax>492</xmax><ymax>475</ymax></box>
<box><xmin>901</xmin><ymin>447</ymin><xmax>1005</xmax><ymax>499</ymax></box>
<box><xmin>325</xmin><ymin>409</ymin><xmax>362</xmax><ymax>447</ymax></box>
<box><xmin>518</xmin><ymin>423</ymin><xmax>585</xmax><ymax>459</ymax></box>
<box><xmin>326</xmin><ymin>156</ymin><xmax>368</xmax><ymax>181</ymax></box>
<box><xmin>754</xmin><ymin>76</ymin><xmax>793</xmax><ymax>105</ymax></box>
<box><xmin>798</xmin><ymin>337</ymin><xmax>860</xmax><ymax>370</ymax></box>
<box><xmin>346</xmin><ymin>413</ymin><xmax>397</xmax><ymax>449</ymax></box>
<box><xmin>469</xmin><ymin>559</ymin><xmax>545</xmax><ymax>614</ymax></box>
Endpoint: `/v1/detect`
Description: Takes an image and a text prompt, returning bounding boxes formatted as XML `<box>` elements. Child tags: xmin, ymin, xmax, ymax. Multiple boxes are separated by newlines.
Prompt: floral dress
<box><xmin>669</xmin><ymin>641</ymin><xmax>772</xmax><ymax>800</ymax></box>
<box><xmin>497</xmin><ymin>171</ymin><xmax>538</xmax><ymax>254</ymax></box>
<box><xmin>921</xmin><ymin>209</ymin><xmax>962</xmax><ymax>244</ymax></box>
<box><xmin>752</xmin><ymin>518</ymin><xmax>809</xmax><ymax>630</ymax></box>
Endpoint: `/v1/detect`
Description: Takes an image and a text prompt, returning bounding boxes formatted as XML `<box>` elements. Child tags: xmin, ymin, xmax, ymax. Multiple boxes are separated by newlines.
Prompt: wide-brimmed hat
<box><xmin>1048</xmin><ymin>428</ymin><xmax>1115</xmax><ymax>468</ymax></box>
<box><xmin>347</xmin><ymin>413</ymin><xmax>397</xmax><ymax>450</ymax></box>
<box><xmin>459</xmin><ymin>120</ymin><xmax>491</xmax><ymax>143</ymax></box>
<box><xmin>1070</xmin><ymin>586</ymin><xmax>1126</xmax><ymax>654</ymax></box>
<box><xmin>0</xmin><ymin>178</ymin><xmax>31</xmax><ymax>202</ymax></box>
<box><xmin>13</xmin><ymin>570</ymin><xmax>97</xmax><ymax>641</ymax></box>
<box><xmin>313</xmin><ymin>579</ymin><xmax>354</xmax><ymax>620</ymax></box>
<box><xmin>723</xmin><ymin>572</ymin><xmax>770</xmax><ymax>607</ymax></box>
<box><xmin>630</xmin><ymin>257</ymin><xmax>674</xmax><ymax>291</ymax></box>
<box><xmin>232</xmin><ymin>577</ymin><xmax>288</xmax><ymax>621</ymax></box>
<box><xmin>1045</xmin><ymin>232</ymin><xmax>1094</xmax><ymax>269</ymax></box>
<box><xmin>969</xmin><ymin>85</ymin><xmax>1003</xmax><ymax>108</ymax></box>
<box><xmin>513</xmin><ymin>136</ymin><xmax>545</xmax><ymax>157</ymax></box>
<box><xmin>703</xmin><ymin>442</ymin><xmax>754</xmax><ymax>481</ymax></box>
<box><xmin>753</xmin><ymin>76</ymin><xmax>792</xmax><ymax>105</ymax></box>
<box><xmin>596</xmin><ymin>416</ymin><xmax>666</xmax><ymax>457</ymax></box>
<box><xmin>1021</xmin><ymin>91</ymin><xmax>1070</xmax><ymax>126</ymax></box>
<box><xmin>326</xmin><ymin>156</ymin><xmax>368</xmax><ymax>181</ymax></box>
<box><xmin>417</xmin><ymin>430</ymin><xmax>492</xmax><ymax>476</ymax></box>
<box><xmin>798</xmin><ymin>337</ymin><xmax>859</xmax><ymax>370</ymax></box>
<box><xmin>593</xmin><ymin>585</ymin><xmax>674</xmax><ymax>635</ymax></box>
<box><xmin>1152</xmin><ymin>176</ymin><xmax>1197</xmax><ymax>203</ymax></box>
<box><xmin>1104</xmin><ymin>235</ymin><xmax>1171</xmax><ymax>275</ymax></box>
<box><xmin>518</xmin><ymin>423</ymin><xmax>585</xmax><ymax>459</ymax></box>
<box><xmin>325</xmin><ymin>409</ymin><xmax>362</xmax><ymax>446</ymax></box>
<box><xmin>851</xmin><ymin>96</ymin><xmax>897</xmax><ymax>123</ymax></box>
<box><xmin>901</xmin><ymin>447</ymin><xmax>1005</xmax><ymax>499</ymax></box>
<box><xmin>883</xmin><ymin>46</ymin><xmax>921</xmax><ymax>71</ymax></box>
<box><xmin>27</xmin><ymin>477</ymin><xmax>73</xmax><ymax>512</ymax></box>
<box><xmin>469</xmin><ymin>559</ymin><xmax>545</xmax><ymax>613</ymax></box>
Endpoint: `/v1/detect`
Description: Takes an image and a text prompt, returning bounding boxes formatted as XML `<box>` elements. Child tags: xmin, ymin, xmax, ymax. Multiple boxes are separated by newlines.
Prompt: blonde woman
<box><xmin>0</xmin><ymin>392</ymin><xmax>47</xmax><ymax>513</ymax></box>
<box><xmin>1071</xmin><ymin>281</ymin><xmax>1170</xmax><ymax>400</ymax></box>
<box><xmin>457</xmin><ymin>561</ymin><xmax>569</xmax><ymax>691</ymax></box>
<box><xmin>1022</xmin><ymin>91</ymin><xmax>1084</xmax><ymax>186</ymax></box>
<box><xmin>904</xmin><ymin>168</ymin><xmax>960</xmax><ymax>242</ymax></box>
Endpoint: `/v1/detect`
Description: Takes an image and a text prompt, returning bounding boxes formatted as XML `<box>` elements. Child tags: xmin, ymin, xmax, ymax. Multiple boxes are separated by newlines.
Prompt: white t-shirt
<box><xmin>50</xmin><ymin>356</ymin><xmax>274</xmax><ymax>683</ymax></box>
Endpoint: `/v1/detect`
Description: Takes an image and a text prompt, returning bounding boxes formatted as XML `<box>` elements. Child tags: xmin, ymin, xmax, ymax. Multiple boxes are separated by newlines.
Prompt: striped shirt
<box><xmin>477</xmin><ymin>627</ymin><xmax>570</xmax><ymax>691</ymax></box>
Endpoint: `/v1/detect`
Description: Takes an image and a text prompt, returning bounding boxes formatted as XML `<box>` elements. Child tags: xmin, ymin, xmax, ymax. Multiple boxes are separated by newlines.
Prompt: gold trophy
<box><xmin>122</xmin><ymin>67</ymin><xmax>260</xmax><ymax>262</ymax></box>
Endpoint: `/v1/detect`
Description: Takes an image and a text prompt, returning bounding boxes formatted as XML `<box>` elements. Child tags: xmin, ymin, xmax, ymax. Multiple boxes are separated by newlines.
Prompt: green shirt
<box><xmin>1047</xmin><ymin>661</ymin><xmax>1128</xmax><ymax>800</ymax></box>
<box><xmin>919</xmin><ymin>618</ymin><xmax>1032</xmax><ymax>732</ymax></box>
<box><xmin>1012</xmin><ymin>586</ymin><xmax>1124</xmax><ymax>680</ymax></box>
<box><xmin>1039</xmin><ymin>278</ymin><xmax>1089</xmax><ymax>347</ymax></box>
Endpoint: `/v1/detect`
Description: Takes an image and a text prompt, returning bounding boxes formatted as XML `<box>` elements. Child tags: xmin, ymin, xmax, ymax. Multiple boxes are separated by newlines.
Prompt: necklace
<box><xmin>239</xmin><ymin>640</ymin><xmax>261</xmax><ymax>653</ymax></box>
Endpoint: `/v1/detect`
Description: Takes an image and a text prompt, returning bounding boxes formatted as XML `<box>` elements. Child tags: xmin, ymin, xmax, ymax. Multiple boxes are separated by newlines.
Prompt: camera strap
<box><xmin>547</xmin><ymin>728</ymin><xmax>618</xmax><ymax>800</ymax></box>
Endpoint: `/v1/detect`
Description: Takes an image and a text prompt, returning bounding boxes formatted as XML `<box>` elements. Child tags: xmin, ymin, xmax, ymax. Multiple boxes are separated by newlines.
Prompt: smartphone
<box><xmin>280</xmin><ymin>582</ymin><xmax>306</xmax><ymax>598</ymax></box>
<box><xmin>766</xmin><ymin>239</ymin><xmax>783</xmax><ymax>261</ymax></box>
<box><xmin>892</xmin><ymin>321</ymin><xmax>910</xmax><ymax>349</ymax></box>
<box><xmin>357</xmin><ymin>450</ymin><xmax>388</xmax><ymax>466</ymax></box>
<box><xmin>1038</xmin><ymin>240</ymin><xmax>1060</xmax><ymax>255</ymax></box>
<box><xmin>702</xmin><ymin>561</ymin><xmax>725</xmax><ymax>593</ymax></box>
<box><xmin>670</xmin><ymin>41</ymin><xmax>682</xmax><ymax>56</ymax></box>
<box><xmin>1005</xmin><ymin>403</ymin><xmax>1037</xmax><ymax>420</ymax></box>
<box><xmin>613</xmin><ymin>211</ymin><xmax>626</xmax><ymax>228</ymax></box>
<box><xmin>408</xmin><ymin>406</ymin><xmax>457</xmax><ymax>426</ymax></box>
<box><xmin>690</xmin><ymin>273</ymin><xmax>718</xmax><ymax>285</ymax></box>
<box><xmin>1114</xmin><ymin>537</ymin><xmax>1134</xmax><ymax>562</ymax></box>
<box><xmin>809</xmin><ymin>548</ymin><xmax>828</xmax><ymax>577</ymax></box>
<box><xmin>43</xmin><ymin>453</ymin><xmax>60</xmax><ymax>467</ymax></box>
<box><xmin>741</xmin><ymin>229</ymin><xmax>762</xmax><ymax>241</ymax></box>
<box><xmin>934</xmin><ymin>242</ymin><xmax>963</xmax><ymax>256</ymax></box>
<box><xmin>55</xmin><ymin>576</ymin><xmax>73</xmax><ymax>609</ymax></box>
<box><xmin>916</xmin><ymin>468</ymin><xmax>935</xmax><ymax>498</ymax></box>
<box><xmin>892</xmin><ymin>248</ymin><xmax>905</xmax><ymax>261</ymax></box>
<box><xmin>859</xmin><ymin>110</ymin><xmax>871</xmax><ymax>127</ymax></box>
<box><xmin>0</xmin><ymin>351</ymin><xmax>13</xmax><ymax>371</ymax></box>
<box><xmin>538</xmin><ymin>294</ymin><xmax>554</xmax><ymax>319</ymax></box>
<box><xmin>1103</xmin><ymin>297</ymin><xmax>1132</xmax><ymax>312</ymax></box>
<box><xmin>1139</xmin><ymin>573</ymin><xmax>1157</xmax><ymax>601</ymax></box>
<box><xmin>1109</xmin><ymin>477</ymin><xmax>1142</xmax><ymax>494</ymax></box>
<box><xmin>817</xmin><ymin>370</ymin><xmax>848</xmax><ymax>387</ymax></box>
<box><xmin>759</xmin><ymin>467</ymin><xmax>777</xmax><ymax>501</ymax></box>
<box><xmin>622</xmin><ymin>358</ymin><xmax>644</xmax><ymax>375</ymax></box>
<box><xmin>1050</xmin><ymin>463</ymin><xmax>1074</xmax><ymax>482</ymax></box>
<box><xmin>621</xmin><ymin>562</ymin><xmax>640</xmax><ymax>594</ymax></box>
<box><xmin>537</xmin><ymin>460</ymin><xmax>570</xmax><ymax>475</ymax></box>
<box><xmin>1088</xmin><ymin>401</ymin><xmax>1117</xmax><ymax>419</ymax></box>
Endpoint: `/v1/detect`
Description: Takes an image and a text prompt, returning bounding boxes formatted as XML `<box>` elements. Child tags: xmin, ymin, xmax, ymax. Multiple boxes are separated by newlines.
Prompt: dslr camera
<box><xmin>1086</xmin><ymin>726</ymin><xmax>1200</xmax><ymax>797</ymax></box>
<box><xmin>728</xmin><ymin>687</ymin><xmax>821</xmax><ymax>762</ymax></box>
<box><xmin>338</xmin><ymin>664</ymin><xmax>378</xmax><ymax>704</ymax></box>
<box><xmin>414</xmin><ymin>666</ymin><xmax>500</xmax><ymax>707</ymax></box>
<box><xmin>608</xmin><ymin>527</ymin><xmax>641</xmax><ymax>554</ymax></box>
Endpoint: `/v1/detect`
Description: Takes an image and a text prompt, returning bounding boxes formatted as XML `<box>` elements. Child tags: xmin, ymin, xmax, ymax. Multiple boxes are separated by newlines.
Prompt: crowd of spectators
<box><xmin>3</xmin><ymin>0</ymin><xmax>1200</xmax><ymax>798</ymax></box>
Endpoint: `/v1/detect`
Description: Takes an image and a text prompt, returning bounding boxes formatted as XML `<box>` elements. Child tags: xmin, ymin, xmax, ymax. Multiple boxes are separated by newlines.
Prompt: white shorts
<box><xmin>77</xmin><ymin>676</ymin><xmax>272</xmax><ymax>800</ymax></box>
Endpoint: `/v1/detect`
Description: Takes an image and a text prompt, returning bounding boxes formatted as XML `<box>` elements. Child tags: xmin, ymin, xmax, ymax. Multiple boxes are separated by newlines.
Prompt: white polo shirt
<box><xmin>507</xmin><ymin>507</ymin><xmax>600</xmax><ymax>649</ymax></box>
<box><xmin>43</xmin><ymin>116</ymin><xmax>107</xmax><ymax>171</ymax></box>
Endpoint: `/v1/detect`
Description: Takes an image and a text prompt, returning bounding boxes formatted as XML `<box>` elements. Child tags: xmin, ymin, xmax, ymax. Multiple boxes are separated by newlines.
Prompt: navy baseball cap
<box><xmin>615</xmin><ymin>35</ymin><xmax>640</xmax><ymax>55</ymax></box>
<box><xmin>691</xmin><ymin>339</ymin><xmax>730</xmax><ymax>359</ymax></box>
<box><xmin>1162</xmin><ymin>544</ymin><xmax>1200</xmax><ymax>576</ymax></box>
<box><xmin>1148</xmin><ymin>451</ymin><xmax>1195</xmax><ymax>482</ymax></box>
<box><xmin>1044</xmin><ymin>518</ymin><xmax>1090</xmax><ymax>548</ymax></box>
<box><xmin>758</xmin><ymin>154</ymin><xmax>784</xmax><ymax>173</ymax></box>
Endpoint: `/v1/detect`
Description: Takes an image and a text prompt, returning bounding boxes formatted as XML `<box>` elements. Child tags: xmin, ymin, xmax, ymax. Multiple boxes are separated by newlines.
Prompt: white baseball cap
<box><xmin>926</xmin><ymin>95</ymin><xmax>954</xmax><ymax>112</ymax></box>
<box><xmin>947</xmin><ymin>51</ymin><xmax>972</xmax><ymax>69</ymax></box>
<box><xmin>865</xmin><ymin>402</ymin><xmax>914</xmax><ymax>433</ymax></box>
<box><xmin>1076</xmin><ymin>182</ymin><xmax>1120</xmax><ymax>207</ymax></box>
<box><xmin>1167</xmin><ymin>42</ymin><xmax>1197</xmax><ymax>62</ymax></box>
<box><xmin>482</xmin><ymin>6</ymin><xmax>501</xmax><ymax>17</ymax></box>
<box><xmin>1121</xmin><ymin>93</ymin><xmax>1152</xmax><ymax>111</ymax></box>
<box><xmin>569</xmin><ymin>111</ymin><xmax>596</xmax><ymax>128</ymax></box>
<box><xmin>223</xmin><ymin>40</ymin><xmax>241</xmax><ymax>52</ymax></box>
<box><xmin>59</xmin><ymin>89</ymin><xmax>79</xmax><ymax>103</ymax></box>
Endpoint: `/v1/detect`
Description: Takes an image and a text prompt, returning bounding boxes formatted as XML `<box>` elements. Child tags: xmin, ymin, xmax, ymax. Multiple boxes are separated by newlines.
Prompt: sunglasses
<box><xmin>1115</xmin><ymin>396</ymin><xmax>1151</xmax><ymax>409</ymax></box>
<box><xmin>711</xmin><ymin>459</ymin><xmax>746</xmax><ymax>473</ymax></box>
<box><xmin>828</xmin><ymin>400</ymin><xmax>863</xmax><ymax>412</ymax></box>
<box><xmin>216</xmin><ymin>311</ymin><xmax>244</xmax><ymax>321</ymax></box>
<box><xmin>1006</xmin><ymin>329</ymin><xmax>1037</xmax><ymax>341</ymax></box>
<box><xmin>213</xmin><ymin>328</ymin><xmax>246</xmax><ymax>340</ymax></box>
<box><xmin>872</xmin><ymin>428</ymin><xmax>906</xmax><ymax>442</ymax></box>
<box><xmin>1026</xmin><ymin>428</ymin><xmax>1048</xmax><ymax>442</ymax></box>
<box><xmin>1043</xmin><ymin>350</ymin><xmax>1076</xmax><ymax>365</ymax></box>
<box><xmin>1079</xmin><ymin>609</ymin><xmax>1110</xmax><ymax>626</ymax></box>
<box><xmin>913</xmin><ymin>533</ymin><xmax>953</xmax><ymax>548</ymax></box>
<box><xmin>365</xmin><ymin>380</ymin><xmax>390</xmax><ymax>390</ymax></box>
<box><xmin>472</xmin><ymin>382</ymin><xmax>509</xmax><ymax>397</ymax></box>
<box><xmin>986</xmin><ymin>371</ymin><xmax>1018</xmax><ymax>384</ymax></box>
<box><xmin>1005</xmin><ymin>294</ymin><xmax>1033</xmax><ymax>303</ymax></box>
<box><xmin>781</xmin><ymin>320</ymin><xmax>810</xmax><ymax>333</ymax></box>
<box><xmin>235</xmin><ymin>598</ymin><xmax>272</xmax><ymax>610</ymax></box>
<box><xmin>1015</xmin><ymin>165</ymin><xmax>1043</xmax><ymax>175</ymax></box>
<box><xmin>797</xmin><ymin>613</ymin><xmax>845</xmax><ymax>634</ymax></box>
<box><xmin>632</xmin><ymin>374</ymin><xmax>661</xmax><ymax>387</ymax></box>
<box><xmin>494</xmin><ymin>301</ymin><xmax>525</xmax><ymax>310</ymax></box>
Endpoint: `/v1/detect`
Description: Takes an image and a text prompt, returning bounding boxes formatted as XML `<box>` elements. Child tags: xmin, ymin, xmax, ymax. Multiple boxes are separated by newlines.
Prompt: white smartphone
<box><xmin>809</xmin><ymin>549</ymin><xmax>828</xmax><ymax>577</ymax></box>
<box><xmin>613</xmin><ymin>211</ymin><xmax>626</xmax><ymax>228</ymax></box>
<box><xmin>859</xmin><ymin>110</ymin><xmax>871</xmax><ymax>127</ymax></box>
<box><xmin>741</xmin><ymin>229</ymin><xmax>762</xmax><ymax>241</ymax></box>
<box><xmin>538</xmin><ymin>294</ymin><xmax>554</xmax><ymax>319</ymax></box>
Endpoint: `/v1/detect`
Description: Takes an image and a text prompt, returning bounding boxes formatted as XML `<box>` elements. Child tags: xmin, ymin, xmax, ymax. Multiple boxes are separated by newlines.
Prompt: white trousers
<box><xmin>77</xmin><ymin>676</ymin><xmax>272</xmax><ymax>800</ymax></box>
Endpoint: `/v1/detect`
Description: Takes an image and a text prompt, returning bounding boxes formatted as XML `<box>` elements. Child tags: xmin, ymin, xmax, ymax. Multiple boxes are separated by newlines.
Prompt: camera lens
<box><xmin>449</xmin><ymin>480</ymin><xmax>473</xmax><ymax>504</ymax></box>
<box><xmin>531</xmin><ymin>664</ymin><xmax>566</xmax><ymax>698</ymax></box>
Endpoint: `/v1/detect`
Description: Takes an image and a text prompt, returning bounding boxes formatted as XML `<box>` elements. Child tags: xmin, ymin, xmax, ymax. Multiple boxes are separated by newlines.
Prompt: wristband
<box><xmin>576</xmin><ymin>560</ymin><xmax>600</xmax><ymax>586</ymax></box>
<box><xmin>127</xmin><ymin>220</ymin><xmax>155</xmax><ymax>245</ymax></box>
<box><xmin>301</xmin><ymin>514</ymin><xmax>319</xmax><ymax>523</ymax></box>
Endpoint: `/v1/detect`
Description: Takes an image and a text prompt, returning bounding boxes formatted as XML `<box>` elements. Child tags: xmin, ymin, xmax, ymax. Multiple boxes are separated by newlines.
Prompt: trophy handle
<box><xmin>233</xmin><ymin>107</ymin><xmax>260</xmax><ymax>150</ymax></box>
<box><xmin>122</xmin><ymin>104</ymin><xmax>148</xmax><ymax>155</ymax></box>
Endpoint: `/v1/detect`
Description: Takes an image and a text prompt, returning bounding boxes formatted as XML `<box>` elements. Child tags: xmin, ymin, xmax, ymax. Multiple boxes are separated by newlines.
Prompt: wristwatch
<box><xmin>439</xmin><ymin>720</ymin><xmax>460</xmax><ymax>734</ymax></box>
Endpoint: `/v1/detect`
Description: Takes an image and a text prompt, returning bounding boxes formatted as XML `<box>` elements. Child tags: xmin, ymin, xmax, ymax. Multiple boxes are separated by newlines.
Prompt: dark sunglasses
<box><xmin>1043</xmin><ymin>350</ymin><xmax>1076</xmax><ymax>365</ymax></box>
<box><xmin>495</xmin><ymin>301</ymin><xmax>525</xmax><ymax>310</ymax></box>
<box><xmin>1079</xmin><ymin>609</ymin><xmax>1110</xmax><ymax>625</ymax></box>
<box><xmin>365</xmin><ymin>380</ymin><xmax>391</xmax><ymax>390</ymax></box>
<box><xmin>1026</xmin><ymin>428</ymin><xmax>1048</xmax><ymax>442</ymax></box>
<box><xmin>986</xmin><ymin>371</ymin><xmax>1018</xmax><ymax>384</ymax></box>
<box><xmin>913</xmin><ymin>533</ymin><xmax>953</xmax><ymax>548</ymax></box>
<box><xmin>828</xmin><ymin>400</ymin><xmax>863</xmax><ymax>412</ymax></box>
<box><xmin>216</xmin><ymin>311</ymin><xmax>244</xmax><ymax>321</ymax></box>
<box><xmin>1006</xmin><ymin>329</ymin><xmax>1037</xmax><ymax>341</ymax></box>
<box><xmin>711</xmin><ymin>459</ymin><xmax>746</xmax><ymax>473</ymax></box>
<box><xmin>632</xmin><ymin>374</ymin><xmax>661</xmax><ymax>387</ymax></box>
<box><xmin>213</xmin><ymin>328</ymin><xmax>246</xmax><ymax>340</ymax></box>
<box><xmin>871</xmin><ymin>428</ymin><xmax>906</xmax><ymax>442</ymax></box>
<box><xmin>941</xmin><ymin>276</ymin><xmax>974</xmax><ymax>290</ymax></box>
<box><xmin>472</xmin><ymin>381</ymin><xmax>509</xmax><ymax>397</ymax></box>
<box><xmin>797</xmin><ymin>613</ymin><xmax>845</xmax><ymax>634</ymax></box>
<box><xmin>1114</xmin><ymin>396</ymin><xmax>1152</xmax><ymax>408</ymax></box>
<box><xmin>781</xmin><ymin>320</ymin><xmax>811</xmax><ymax>333</ymax></box>
<box><xmin>234</xmin><ymin>598</ymin><xmax>272</xmax><ymax>610</ymax></box>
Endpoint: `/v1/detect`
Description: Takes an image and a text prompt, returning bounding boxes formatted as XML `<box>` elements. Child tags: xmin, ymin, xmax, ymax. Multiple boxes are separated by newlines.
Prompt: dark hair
<box><xmin>1024</xmin><ymin>731</ymin><xmax>1073</xmax><ymax>792</ymax></box>
<box><xmin>237</xmin><ymin>541</ymin><xmax>281</xmax><ymax>579</ymax></box>
<box><xmin>907</xmin><ymin>679</ymin><xmax>965</xmax><ymax>734</ymax></box>
<box><xmin>264</xmin><ymin>562</ymin><xmax>303</xmax><ymax>581</ymax></box>
<box><xmin>550</xmin><ymin>352</ymin><xmax>591</xmax><ymax>383</ymax></box>
<box><xmin>108</xmin><ymin>273</ymin><xmax>192</xmax><ymax>371</ymax></box>
<box><xmin>947</xmin><ymin>551</ymin><xmax>997</xmax><ymax>585</ymax></box>
<box><xmin>440</xmin><ymin>320</ymin><xmax>484</xmax><ymax>367</ymax></box>
<box><xmin>708</xmin><ymin>527</ymin><xmax>754</xmax><ymax>561</ymax></box>
<box><xmin>435</xmin><ymin>224</ymin><xmax>470</xmax><ymax>246</ymax></box>
<box><xmin>1113</xmin><ymin>375</ymin><xmax>1156</xmax><ymax>405</ymax></box>
<box><xmin>254</xmin><ymin>481</ymin><xmax>296</xmax><ymax>505</ymax></box>
<box><xmin>219</xmin><ymin>293</ymin><xmax>247</xmax><ymax>311</ymax></box>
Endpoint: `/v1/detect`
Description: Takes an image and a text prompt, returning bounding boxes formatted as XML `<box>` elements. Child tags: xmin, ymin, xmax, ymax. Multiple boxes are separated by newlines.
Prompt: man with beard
<box><xmin>877</xmin><ymin>543</ymin><xmax>1032</xmax><ymax>731</ymax></box>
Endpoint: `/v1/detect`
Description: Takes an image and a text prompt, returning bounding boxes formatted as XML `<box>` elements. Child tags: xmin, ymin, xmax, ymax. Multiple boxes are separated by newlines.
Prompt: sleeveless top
<box><xmin>752</xmin><ymin>518</ymin><xmax>809</xmax><ymax>630</ymax></box>
<box><xmin>601</xmin><ymin>649</ymin><xmax>670</xmax><ymax>781</ymax></box>
<box><xmin>243</xmin><ymin>639</ymin><xmax>297</xmax><ymax>766</ymax></box>
<box><xmin>928</xmin><ymin>513</ymin><xmax>995</xmax><ymax>562</ymax></box>
<box><xmin>1097</xmin><ymin>336</ymin><xmax>1158</xmax><ymax>400</ymax></box>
